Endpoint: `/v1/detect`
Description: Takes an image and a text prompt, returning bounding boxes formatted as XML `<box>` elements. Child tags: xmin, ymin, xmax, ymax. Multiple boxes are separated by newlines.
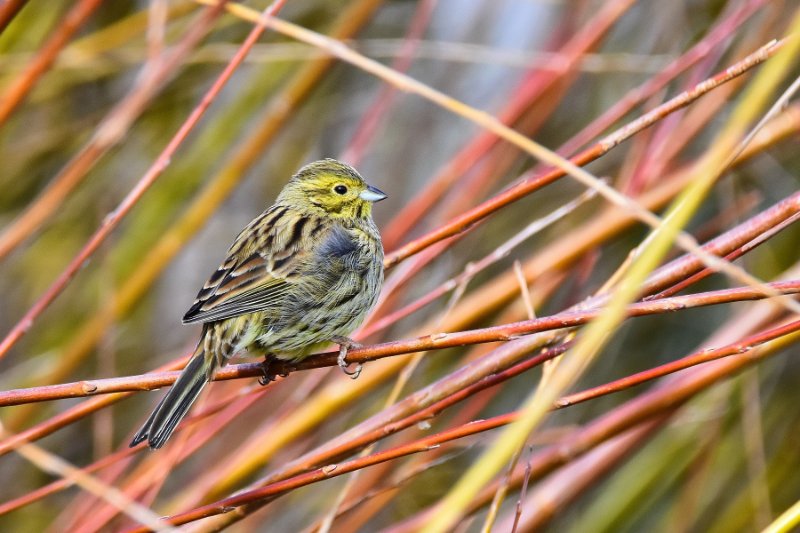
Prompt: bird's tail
<box><xmin>130</xmin><ymin>345</ymin><xmax>216</xmax><ymax>449</ymax></box>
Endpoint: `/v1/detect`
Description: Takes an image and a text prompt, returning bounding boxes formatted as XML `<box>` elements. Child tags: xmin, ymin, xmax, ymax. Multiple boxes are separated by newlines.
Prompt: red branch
<box><xmin>0</xmin><ymin>0</ymin><xmax>288</xmax><ymax>361</ymax></box>
<box><xmin>123</xmin><ymin>317</ymin><xmax>800</xmax><ymax>531</ymax></box>
<box><xmin>1</xmin><ymin>280</ymin><xmax>799</xmax><ymax>407</ymax></box>
<box><xmin>0</xmin><ymin>0</ymin><xmax>28</xmax><ymax>35</ymax></box>
<box><xmin>383</xmin><ymin>38</ymin><xmax>783</xmax><ymax>267</ymax></box>
<box><xmin>381</xmin><ymin>0</ymin><xmax>638</xmax><ymax>249</ymax></box>
<box><xmin>0</xmin><ymin>0</ymin><xmax>104</xmax><ymax>126</ymax></box>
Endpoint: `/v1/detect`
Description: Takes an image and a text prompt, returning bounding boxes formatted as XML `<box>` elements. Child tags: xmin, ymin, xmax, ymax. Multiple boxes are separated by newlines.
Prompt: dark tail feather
<box><xmin>130</xmin><ymin>348</ymin><xmax>215</xmax><ymax>449</ymax></box>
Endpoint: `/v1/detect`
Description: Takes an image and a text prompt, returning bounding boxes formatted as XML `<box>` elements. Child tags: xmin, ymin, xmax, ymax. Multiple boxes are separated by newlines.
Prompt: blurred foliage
<box><xmin>0</xmin><ymin>0</ymin><xmax>799</xmax><ymax>531</ymax></box>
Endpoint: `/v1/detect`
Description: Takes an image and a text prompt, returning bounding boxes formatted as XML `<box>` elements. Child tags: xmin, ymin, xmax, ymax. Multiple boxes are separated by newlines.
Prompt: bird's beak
<box><xmin>360</xmin><ymin>184</ymin><xmax>388</xmax><ymax>203</ymax></box>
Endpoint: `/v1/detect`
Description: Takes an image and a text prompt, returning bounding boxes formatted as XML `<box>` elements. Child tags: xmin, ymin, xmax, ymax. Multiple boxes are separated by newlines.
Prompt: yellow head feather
<box><xmin>277</xmin><ymin>159</ymin><xmax>386</xmax><ymax>219</ymax></box>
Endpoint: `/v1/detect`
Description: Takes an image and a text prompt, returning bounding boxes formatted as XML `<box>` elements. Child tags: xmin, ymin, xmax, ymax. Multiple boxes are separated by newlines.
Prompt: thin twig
<box><xmin>0</xmin><ymin>0</ymin><xmax>29</xmax><ymax>34</ymax></box>
<box><xmin>123</xmin><ymin>316</ymin><xmax>800</xmax><ymax>531</ymax></box>
<box><xmin>3</xmin><ymin>279</ymin><xmax>799</xmax><ymax>407</ymax></box>
<box><xmin>0</xmin><ymin>0</ymin><xmax>104</xmax><ymax>126</ymax></box>
<box><xmin>0</xmin><ymin>0</ymin><xmax>288</xmax><ymax>361</ymax></box>
<box><xmin>0</xmin><ymin>423</ymin><xmax>175</xmax><ymax>532</ymax></box>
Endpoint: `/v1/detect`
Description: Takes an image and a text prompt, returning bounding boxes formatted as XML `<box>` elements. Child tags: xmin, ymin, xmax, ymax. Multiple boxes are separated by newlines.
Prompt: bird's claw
<box><xmin>338</xmin><ymin>357</ymin><xmax>362</xmax><ymax>379</ymax></box>
<box><xmin>258</xmin><ymin>364</ymin><xmax>275</xmax><ymax>386</ymax></box>
<box><xmin>334</xmin><ymin>338</ymin><xmax>363</xmax><ymax>380</ymax></box>
<box><xmin>258</xmin><ymin>358</ymin><xmax>287</xmax><ymax>385</ymax></box>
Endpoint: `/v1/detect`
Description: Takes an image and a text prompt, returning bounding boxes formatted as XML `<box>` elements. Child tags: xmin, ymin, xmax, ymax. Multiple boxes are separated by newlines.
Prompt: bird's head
<box><xmin>278</xmin><ymin>159</ymin><xmax>387</xmax><ymax>219</ymax></box>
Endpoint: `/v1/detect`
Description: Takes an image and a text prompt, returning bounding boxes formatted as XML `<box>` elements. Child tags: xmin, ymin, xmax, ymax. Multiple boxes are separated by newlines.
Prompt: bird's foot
<box><xmin>332</xmin><ymin>336</ymin><xmax>362</xmax><ymax>379</ymax></box>
<box><xmin>258</xmin><ymin>357</ymin><xmax>287</xmax><ymax>386</ymax></box>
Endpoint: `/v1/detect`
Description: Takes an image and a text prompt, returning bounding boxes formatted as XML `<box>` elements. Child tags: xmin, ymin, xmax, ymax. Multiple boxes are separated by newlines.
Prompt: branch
<box><xmin>0</xmin><ymin>2</ymin><xmax>230</xmax><ymax>260</ymax></box>
<box><xmin>3</xmin><ymin>280</ymin><xmax>799</xmax><ymax>407</ymax></box>
<box><xmin>0</xmin><ymin>0</ymin><xmax>286</xmax><ymax>361</ymax></box>
<box><xmin>382</xmin><ymin>38</ymin><xmax>783</xmax><ymax>266</ymax></box>
<box><xmin>0</xmin><ymin>0</ymin><xmax>104</xmax><ymax>126</ymax></box>
<box><xmin>124</xmin><ymin>317</ymin><xmax>800</xmax><ymax>531</ymax></box>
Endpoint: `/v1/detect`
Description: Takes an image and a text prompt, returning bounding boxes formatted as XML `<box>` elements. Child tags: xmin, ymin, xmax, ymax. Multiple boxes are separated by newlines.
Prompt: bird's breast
<box><xmin>253</xmin><ymin>221</ymin><xmax>383</xmax><ymax>359</ymax></box>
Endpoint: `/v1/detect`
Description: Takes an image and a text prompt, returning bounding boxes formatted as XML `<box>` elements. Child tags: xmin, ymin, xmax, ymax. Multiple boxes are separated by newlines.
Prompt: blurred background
<box><xmin>0</xmin><ymin>0</ymin><xmax>799</xmax><ymax>531</ymax></box>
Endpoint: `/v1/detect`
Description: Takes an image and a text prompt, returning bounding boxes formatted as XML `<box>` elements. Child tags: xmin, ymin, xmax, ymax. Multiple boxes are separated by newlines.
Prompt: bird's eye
<box><xmin>334</xmin><ymin>185</ymin><xmax>348</xmax><ymax>195</ymax></box>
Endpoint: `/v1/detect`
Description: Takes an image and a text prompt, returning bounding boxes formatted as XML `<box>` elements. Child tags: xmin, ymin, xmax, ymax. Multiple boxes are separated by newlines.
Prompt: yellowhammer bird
<box><xmin>131</xmin><ymin>159</ymin><xmax>386</xmax><ymax>449</ymax></box>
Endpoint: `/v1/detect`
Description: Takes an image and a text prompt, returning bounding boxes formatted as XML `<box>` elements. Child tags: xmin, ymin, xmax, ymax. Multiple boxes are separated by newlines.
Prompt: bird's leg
<box><xmin>258</xmin><ymin>356</ymin><xmax>287</xmax><ymax>385</ymax></box>
<box><xmin>259</xmin><ymin>357</ymin><xmax>275</xmax><ymax>386</ymax></box>
<box><xmin>331</xmin><ymin>336</ymin><xmax>362</xmax><ymax>379</ymax></box>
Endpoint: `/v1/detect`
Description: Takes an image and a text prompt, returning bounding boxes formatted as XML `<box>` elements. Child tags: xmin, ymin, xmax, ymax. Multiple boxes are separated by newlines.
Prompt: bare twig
<box><xmin>382</xmin><ymin>39</ymin><xmax>784</xmax><ymax>266</ymax></box>
<box><xmin>3</xmin><ymin>280</ymin><xmax>798</xmax><ymax>407</ymax></box>
<box><xmin>123</xmin><ymin>316</ymin><xmax>800</xmax><ymax>531</ymax></box>
<box><xmin>0</xmin><ymin>0</ymin><xmax>104</xmax><ymax>126</ymax></box>
<box><xmin>0</xmin><ymin>0</ymin><xmax>29</xmax><ymax>34</ymax></box>
<box><xmin>0</xmin><ymin>423</ymin><xmax>175</xmax><ymax>532</ymax></box>
<box><xmin>0</xmin><ymin>0</ymin><xmax>288</xmax><ymax>361</ymax></box>
<box><xmin>0</xmin><ymin>0</ymin><xmax>218</xmax><ymax>260</ymax></box>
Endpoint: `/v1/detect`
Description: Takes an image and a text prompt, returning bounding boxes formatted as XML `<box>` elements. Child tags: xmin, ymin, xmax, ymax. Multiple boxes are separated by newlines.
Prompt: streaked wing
<box><xmin>182</xmin><ymin>207</ymin><xmax>314</xmax><ymax>324</ymax></box>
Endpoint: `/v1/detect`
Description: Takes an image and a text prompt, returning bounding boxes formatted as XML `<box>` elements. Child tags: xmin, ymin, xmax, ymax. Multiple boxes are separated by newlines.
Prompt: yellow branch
<box><xmin>422</xmin><ymin>9</ymin><xmax>800</xmax><ymax>532</ymax></box>
<box><xmin>763</xmin><ymin>498</ymin><xmax>800</xmax><ymax>533</ymax></box>
<box><xmin>187</xmin><ymin>2</ymin><xmax>800</xmax><ymax>528</ymax></box>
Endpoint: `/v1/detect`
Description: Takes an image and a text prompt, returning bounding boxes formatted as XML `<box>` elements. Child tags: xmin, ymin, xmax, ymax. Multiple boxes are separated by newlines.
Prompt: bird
<box><xmin>130</xmin><ymin>159</ymin><xmax>386</xmax><ymax>449</ymax></box>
